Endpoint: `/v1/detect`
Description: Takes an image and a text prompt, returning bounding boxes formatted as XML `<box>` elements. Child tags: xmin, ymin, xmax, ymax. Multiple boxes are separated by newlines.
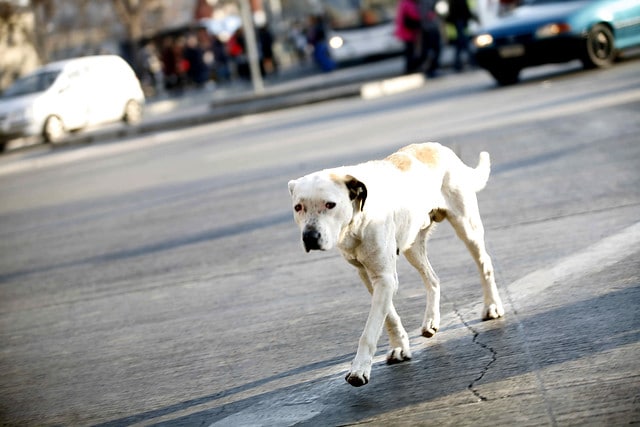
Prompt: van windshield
<box><xmin>2</xmin><ymin>71</ymin><xmax>60</xmax><ymax>98</ymax></box>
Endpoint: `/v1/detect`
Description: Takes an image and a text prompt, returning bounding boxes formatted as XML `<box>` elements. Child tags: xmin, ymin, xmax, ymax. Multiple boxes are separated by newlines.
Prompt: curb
<box><xmin>360</xmin><ymin>73</ymin><xmax>426</xmax><ymax>99</ymax></box>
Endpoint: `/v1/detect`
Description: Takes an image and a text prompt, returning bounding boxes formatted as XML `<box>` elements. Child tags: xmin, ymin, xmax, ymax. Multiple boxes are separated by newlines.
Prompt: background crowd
<box><xmin>136</xmin><ymin>0</ymin><xmax>477</xmax><ymax>97</ymax></box>
<box><xmin>136</xmin><ymin>12</ymin><xmax>344</xmax><ymax>98</ymax></box>
<box><xmin>137</xmin><ymin>25</ymin><xmax>277</xmax><ymax>97</ymax></box>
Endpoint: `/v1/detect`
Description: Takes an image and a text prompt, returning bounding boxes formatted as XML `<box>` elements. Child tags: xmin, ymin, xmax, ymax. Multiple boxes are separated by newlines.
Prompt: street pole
<box><xmin>239</xmin><ymin>0</ymin><xmax>264</xmax><ymax>94</ymax></box>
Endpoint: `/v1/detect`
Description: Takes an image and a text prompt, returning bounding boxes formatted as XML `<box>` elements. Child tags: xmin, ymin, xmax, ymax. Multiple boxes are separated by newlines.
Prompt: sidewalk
<box><xmin>141</xmin><ymin>56</ymin><xmax>406</xmax><ymax>131</ymax></box>
<box><xmin>141</xmin><ymin>52</ymin><xmax>443</xmax><ymax>128</ymax></box>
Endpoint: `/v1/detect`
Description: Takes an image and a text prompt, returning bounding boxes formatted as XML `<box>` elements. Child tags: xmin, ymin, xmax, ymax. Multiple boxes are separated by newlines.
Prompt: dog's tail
<box><xmin>471</xmin><ymin>151</ymin><xmax>491</xmax><ymax>192</ymax></box>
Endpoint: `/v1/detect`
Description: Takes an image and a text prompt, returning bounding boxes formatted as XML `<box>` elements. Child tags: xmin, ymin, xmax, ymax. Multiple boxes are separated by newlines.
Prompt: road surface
<box><xmin>0</xmin><ymin>61</ymin><xmax>639</xmax><ymax>426</ymax></box>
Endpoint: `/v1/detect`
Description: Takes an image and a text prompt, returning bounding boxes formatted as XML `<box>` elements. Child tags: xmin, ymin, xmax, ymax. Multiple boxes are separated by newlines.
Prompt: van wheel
<box><xmin>123</xmin><ymin>100</ymin><xmax>142</xmax><ymax>124</ymax></box>
<box><xmin>43</xmin><ymin>115</ymin><xmax>66</xmax><ymax>143</ymax></box>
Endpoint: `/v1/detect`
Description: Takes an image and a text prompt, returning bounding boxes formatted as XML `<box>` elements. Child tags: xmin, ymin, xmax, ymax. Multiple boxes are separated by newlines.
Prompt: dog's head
<box><xmin>288</xmin><ymin>172</ymin><xmax>367</xmax><ymax>252</ymax></box>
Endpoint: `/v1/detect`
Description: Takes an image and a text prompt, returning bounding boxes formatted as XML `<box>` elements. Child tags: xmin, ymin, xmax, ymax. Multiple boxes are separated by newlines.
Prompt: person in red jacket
<box><xmin>395</xmin><ymin>0</ymin><xmax>421</xmax><ymax>74</ymax></box>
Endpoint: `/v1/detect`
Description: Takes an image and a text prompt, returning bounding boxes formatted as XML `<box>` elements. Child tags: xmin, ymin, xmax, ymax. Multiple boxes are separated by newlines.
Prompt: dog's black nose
<box><xmin>302</xmin><ymin>229</ymin><xmax>321</xmax><ymax>252</ymax></box>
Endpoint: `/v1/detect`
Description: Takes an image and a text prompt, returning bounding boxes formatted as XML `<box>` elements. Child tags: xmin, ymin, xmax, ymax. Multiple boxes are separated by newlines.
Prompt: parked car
<box><xmin>0</xmin><ymin>55</ymin><xmax>144</xmax><ymax>151</ymax></box>
<box><xmin>472</xmin><ymin>0</ymin><xmax>640</xmax><ymax>85</ymax></box>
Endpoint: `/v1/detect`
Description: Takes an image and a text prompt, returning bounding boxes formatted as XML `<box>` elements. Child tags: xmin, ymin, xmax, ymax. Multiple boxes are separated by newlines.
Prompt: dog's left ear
<box><xmin>345</xmin><ymin>175</ymin><xmax>367</xmax><ymax>212</ymax></box>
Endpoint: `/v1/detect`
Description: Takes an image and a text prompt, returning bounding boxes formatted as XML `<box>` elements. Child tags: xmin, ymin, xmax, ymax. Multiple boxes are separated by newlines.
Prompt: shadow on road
<box><xmin>96</xmin><ymin>283</ymin><xmax>639</xmax><ymax>426</ymax></box>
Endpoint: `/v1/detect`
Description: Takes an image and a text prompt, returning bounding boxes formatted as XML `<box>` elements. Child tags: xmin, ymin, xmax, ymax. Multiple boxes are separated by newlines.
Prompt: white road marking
<box><xmin>508</xmin><ymin>221</ymin><xmax>640</xmax><ymax>299</ymax></box>
<box><xmin>433</xmin><ymin>88</ymin><xmax>640</xmax><ymax>139</ymax></box>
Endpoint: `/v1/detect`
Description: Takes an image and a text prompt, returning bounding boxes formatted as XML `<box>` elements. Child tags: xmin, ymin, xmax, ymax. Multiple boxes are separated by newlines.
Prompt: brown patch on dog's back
<box><xmin>399</xmin><ymin>144</ymin><xmax>440</xmax><ymax>168</ymax></box>
<box><xmin>329</xmin><ymin>173</ymin><xmax>342</xmax><ymax>183</ymax></box>
<box><xmin>386</xmin><ymin>152</ymin><xmax>412</xmax><ymax>171</ymax></box>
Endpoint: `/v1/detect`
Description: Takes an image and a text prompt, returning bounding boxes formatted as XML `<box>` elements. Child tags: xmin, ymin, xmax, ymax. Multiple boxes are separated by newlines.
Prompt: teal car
<box><xmin>473</xmin><ymin>0</ymin><xmax>640</xmax><ymax>85</ymax></box>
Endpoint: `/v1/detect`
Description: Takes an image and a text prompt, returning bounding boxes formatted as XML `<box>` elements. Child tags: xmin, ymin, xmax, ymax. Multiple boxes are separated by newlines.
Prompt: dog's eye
<box><xmin>325</xmin><ymin>202</ymin><xmax>336</xmax><ymax>210</ymax></box>
<box><xmin>294</xmin><ymin>204</ymin><xmax>303</xmax><ymax>212</ymax></box>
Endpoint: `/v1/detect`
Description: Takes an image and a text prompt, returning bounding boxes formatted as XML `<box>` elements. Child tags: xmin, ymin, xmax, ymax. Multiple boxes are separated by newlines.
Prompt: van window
<box><xmin>2</xmin><ymin>71</ymin><xmax>61</xmax><ymax>98</ymax></box>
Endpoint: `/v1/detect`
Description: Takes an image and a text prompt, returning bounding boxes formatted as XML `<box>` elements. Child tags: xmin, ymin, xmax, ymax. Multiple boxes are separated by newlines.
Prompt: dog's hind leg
<box><xmin>446</xmin><ymin>194</ymin><xmax>505</xmax><ymax>320</ymax></box>
<box><xmin>354</xmin><ymin>265</ymin><xmax>411</xmax><ymax>365</ymax></box>
<box><xmin>405</xmin><ymin>225</ymin><xmax>441</xmax><ymax>338</ymax></box>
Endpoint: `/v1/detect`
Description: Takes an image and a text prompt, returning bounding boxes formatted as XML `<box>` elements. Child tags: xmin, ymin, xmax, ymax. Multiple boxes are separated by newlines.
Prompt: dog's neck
<box><xmin>338</xmin><ymin>212</ymin><xmax>364</xmax><ymax>254</ymax></box>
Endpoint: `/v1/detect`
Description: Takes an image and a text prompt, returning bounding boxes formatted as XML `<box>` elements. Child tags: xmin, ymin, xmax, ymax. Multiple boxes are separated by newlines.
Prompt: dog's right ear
<box><xmin>288</xmin><ymin>179</ymin><xmax>297</xmax><ymax>196</ymax></box>
<box><xmin>345</xmin><ymin>175</ymin><xmax>367</xmax><ymax>212</ymax></box>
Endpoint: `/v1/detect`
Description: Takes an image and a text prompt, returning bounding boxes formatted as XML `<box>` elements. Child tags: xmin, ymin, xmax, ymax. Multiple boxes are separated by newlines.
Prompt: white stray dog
<box><xmin>288</xmin><ymin>142</ymin><xmax>504</xmax><ymax>387</ymax></box>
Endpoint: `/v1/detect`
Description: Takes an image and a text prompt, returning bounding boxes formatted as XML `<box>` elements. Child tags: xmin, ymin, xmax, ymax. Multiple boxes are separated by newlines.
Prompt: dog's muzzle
<box><xmin>302</xmin><ymin>228</ymin><xmax>322</xmax><ymax>252</ymax></box>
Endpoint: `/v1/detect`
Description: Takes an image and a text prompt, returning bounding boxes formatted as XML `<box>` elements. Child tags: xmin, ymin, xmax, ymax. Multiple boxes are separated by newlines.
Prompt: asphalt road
<box><xmin>1</xmin><ymin>61</ymin><xmax>639</xmax><ymax>426</ymax></box>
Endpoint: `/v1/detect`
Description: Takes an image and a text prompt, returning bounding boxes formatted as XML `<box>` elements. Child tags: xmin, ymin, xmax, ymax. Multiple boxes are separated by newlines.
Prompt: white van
<box><xmin>0</xmin><ymin>55</ymin><xmax>145</xmax><ymax>151</ymax></box>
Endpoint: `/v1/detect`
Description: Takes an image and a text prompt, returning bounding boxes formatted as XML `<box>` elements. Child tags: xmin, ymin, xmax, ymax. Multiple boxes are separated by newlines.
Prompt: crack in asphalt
<box><xmin>487</xmin><ymin>238</ymin><xmax>559</xmax><ymax>426</ymax></box>
<box><xmin>500</xmin><ymin>277</ymin><xmax>559</xmax><ymax>426</ymax></box>
<box><xmin>451</xmin><ymin>305</ymin><xmax>497</xmax><ymax>402</ymax></box>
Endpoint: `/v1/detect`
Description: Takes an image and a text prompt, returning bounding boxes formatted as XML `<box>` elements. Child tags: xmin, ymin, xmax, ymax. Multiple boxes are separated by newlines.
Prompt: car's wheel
<box><xmin>489</xmin><ymin>66</ymin><xmax>520</xmax><ymax>86</ymax></box>
<box><xmin>583</xmin><ymin>24</ymin><xmax>616</xmax><ymax>69</ymax></box>
<box><xmin>42</xmin><ymin>115</ymin><xmax>66</xmax><ymax>143</ymax></box>
<box><xmin>123</xmin><ymin>99</ymin><xmax>142</xmax><ymax>124</ymax></box>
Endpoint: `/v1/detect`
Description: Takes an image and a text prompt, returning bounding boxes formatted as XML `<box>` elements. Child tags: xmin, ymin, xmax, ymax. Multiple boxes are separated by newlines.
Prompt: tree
<box><xmin>30</xmin><ymin>0</ymin><xmax>54</xmax><ymax>62</ymax></box>
<box><xmin>0</xmin><ymin>1</ymin><xmax>45</xmax><ymax>89</ymax></box>
<box><xmin>111</xmin><ymin>0</ymin><xmax>158</xmax><ymax>71</ymax></box>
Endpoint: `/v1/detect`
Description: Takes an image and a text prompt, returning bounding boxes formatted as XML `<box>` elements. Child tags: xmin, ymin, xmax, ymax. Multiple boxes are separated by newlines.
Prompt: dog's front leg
<box><xmin>354</xmin><ymin>265</ymin><xmax>411</xmax><ymax>365</ymax></box>
<box><xmin>346</xmin><ymin>272</ymin><xmax>396</xmax><ymax>387</ymax></box>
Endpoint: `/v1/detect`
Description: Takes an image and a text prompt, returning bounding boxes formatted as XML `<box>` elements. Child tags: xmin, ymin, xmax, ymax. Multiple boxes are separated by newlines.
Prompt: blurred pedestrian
<box><xmin>228</xmin><ymin>28</ymin><xmax>250</xmax><ymax>80</ymax></box>
<box><xmin>183</xmin><ymin>33</ymin><xmax>209</xmax><ymax>87</ymax></box>
<box><xmin>161</xmin><ymin>37</ymin><xmax>187</xmax><ymax>93</ymax></box>
<box><xmin>395</xmin><ymin>0</ymin><xmax>421</xmax><ymax>74</ymax></box>
<box><xmin>306</xmin><ymin>15</ymin><xmax>336</xmax><ymax>72</ymax></box>
<box><xmin>289</xmin><ymin>21</ymin><xmax>310</xmax><ymax>64</ymax></box>
<box><xmin>418</xmin><ymin>0</ymin><xmax>442</xmax><ymax>78</ymax></box>
<box><xmin>258</xmin><ymin>25</ymin><xmax>277</xmax><ymax>76</ymax></box>
<box><xmin>138</xmin><ymin>42</ymin><xmax>163</xmax><ymax>96</ymax></box>
<box><xmin>211</xmin><ymin>35</ymin><xmax>230</xmax><ymax>83</ymax></box>
<box><xmin>447</xmin><ymin>0</ymin><xmax>477</xmax><ymax>71</ymax></box>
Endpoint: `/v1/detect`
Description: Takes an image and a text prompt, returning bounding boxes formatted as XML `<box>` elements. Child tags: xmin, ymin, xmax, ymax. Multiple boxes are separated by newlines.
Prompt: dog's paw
<box><xmin>421</xmin><ymin>326</ymin><xmax>438</xmax><ymax>338</ymax></box>
<box><xmin>386</xmin><ymin>347</ymin><xmax>412</xmax><ymax>365</ymax></box>
<box><xmin>482</xmin><ymin>303</ymin><xmax>505</xmax><ymax>320</ymax></box>
<box><xmin>421</xmin><ymin>319</ymin><xmax>439</xmax><ymax>338</ymax></box>
<box><xmin>345</xmin><ymin>370</ymin><xmax>369</xmax><ymax>387</ymax></box>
